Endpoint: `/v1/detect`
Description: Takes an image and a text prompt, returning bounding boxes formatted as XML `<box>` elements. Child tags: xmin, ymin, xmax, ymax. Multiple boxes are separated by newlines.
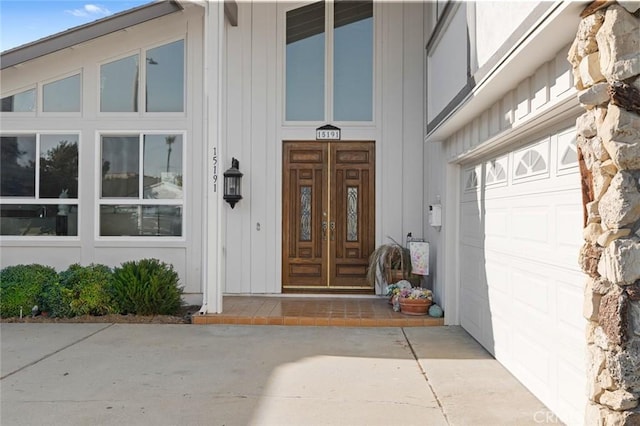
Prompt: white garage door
<box><xmin>460</xmin><ymin>126</ymin><xmax>586</xmax><ymax>424</ymax></box>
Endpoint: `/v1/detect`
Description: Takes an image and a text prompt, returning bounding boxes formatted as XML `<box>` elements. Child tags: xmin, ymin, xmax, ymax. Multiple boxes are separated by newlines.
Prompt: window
<box><xmin>43</xmin><ymin>74</ymin><xmax>81</xmax><ymax>112</ymax></box>
<box><xmin>0</xmin><ymin>134</ymin><xmax>79</xmax><ymax>236</ymax></box>
<box><xmin>285</xmin><ymin>1</ymin><xmax>373</xmax><ymax>122</ymax></box>
<box><xmin>101</xmin><ymin>55</ymin><xmax>139</xmax><ymax>112</ymax></box>
<box><xmin>146</xmin><ymin>40</ymin><xmax>185</xmax><ymax>112</ymax></box>
<box><xmin>100</xmin><ymin>40</ymin><xmax>185</xmax><ymax>113</ymax></box>
<box><xmin>1</xmin><ymin>89</ymin><xmax>36</xmax><ymax>112</ymax></box>
<box><xmin>99</xmin><ymin>133</ymin><xmax>183</xmax><ymax>237</ymax></box>
<box><xmin>333</xmin><ymin>0</ymin><xmax>373</xmax><ymax>121</ymax></box>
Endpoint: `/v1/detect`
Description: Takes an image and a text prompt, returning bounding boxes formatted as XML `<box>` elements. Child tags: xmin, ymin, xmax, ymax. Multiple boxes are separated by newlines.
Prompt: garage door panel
<box><xmin>461</xmin><ymin>292</ymin><xmax>486</xmax><ymax>344</ymax></box>
<box><xmin>460</xmin><ymin>247</ymin><xmax>487</xmax><ymax>296</ymax></box>
<box><xmin>511</xmin><ymin>205</ymin><xmax>550</xmax><ymax>244</ymax></box>
<box><xmin>510</xmin><ymin>333</ymin><xmax>552</xmax><ymax>397</ymax></box>
<box><xmin>485</xmin><ymin>261</ymin><xmax>510</xmax><ymax>296</ymax></box>
<box><xmin>459</xmin><ymin>125</ymin><xmax>585</xmax><ymax>423</ymax></box>
<box><xmin>484</xmin><ymin>207</ymin><xmax>508</xmax><ymax>239</ymax></box>
<box><xmin>557</xmin><ymin>359</ymin><xmax>586</xmax><ymax>422</ymax></box>
<box><xmin>511</xmin><ymin>268</ymin><xmax>552</xmax><ymax>316</ymax></box>
<box><xmin>461</xmin><ymin>202</ymin><xmax>483</xmax><ymax>246</ymax></box>
<box><xmin>557</xmin><ymin>282</ymin><xmax>584</xmax><ymax>331</ymax></box>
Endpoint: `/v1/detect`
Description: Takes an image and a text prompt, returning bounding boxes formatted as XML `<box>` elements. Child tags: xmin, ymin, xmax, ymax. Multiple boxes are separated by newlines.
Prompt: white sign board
<box><xmin>316</xmin><ymin>127</ymin><xmax>341</xmax><ymax>140</ymax></box>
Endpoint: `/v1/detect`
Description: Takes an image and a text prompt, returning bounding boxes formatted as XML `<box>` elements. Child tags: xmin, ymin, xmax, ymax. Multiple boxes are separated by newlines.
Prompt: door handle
<box><xmin>322</xmin><ymin>221</ymin><xmax>328</xmax><ymax>241</ymax></box>
<box><xmin>330</xmin><ymin>221</ymin><xmax>335</xmax><ymax>241</ymax></box>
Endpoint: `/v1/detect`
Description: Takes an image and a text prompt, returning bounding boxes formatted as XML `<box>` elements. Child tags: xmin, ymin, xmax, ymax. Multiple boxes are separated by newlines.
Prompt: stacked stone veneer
<box><xmin>568</xmin><ymin>2</ymin><xmax>640</xmax><ymax>425</ymax></box>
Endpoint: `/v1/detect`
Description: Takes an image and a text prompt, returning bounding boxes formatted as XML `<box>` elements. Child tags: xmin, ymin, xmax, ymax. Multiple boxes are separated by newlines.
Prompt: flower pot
<box><xmin>399</xmin><ymin>297</ymin><xmax>432</xmax><ymax>316</ymax></box>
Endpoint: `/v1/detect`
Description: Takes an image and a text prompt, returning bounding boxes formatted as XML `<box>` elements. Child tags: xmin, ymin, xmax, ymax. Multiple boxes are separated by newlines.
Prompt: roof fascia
<box><xmin>1</xmin><ymin>1</ymin><xmax>183</xmax><ymax>70</ymax></box>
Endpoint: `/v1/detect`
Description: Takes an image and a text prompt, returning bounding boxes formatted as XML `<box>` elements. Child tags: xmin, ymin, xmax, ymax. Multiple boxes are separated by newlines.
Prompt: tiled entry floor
<box><xmin>193</xmin><ymin>296</ymin><xmax>444</xmax><ymax>327</ymax></box>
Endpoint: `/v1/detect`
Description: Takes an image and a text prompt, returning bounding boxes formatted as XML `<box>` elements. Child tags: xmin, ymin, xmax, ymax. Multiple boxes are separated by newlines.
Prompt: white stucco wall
<box><xmin>0</xmin><ymin>6</ymin><xmax>206</xmax><ymax>303</ymax></box>
<box><xmin>222</xmin><ymin>1</ymin><xmax>426</xmax><ymax>294</ymax></box>
<box><xmin>473</xmin><ymin>1</ymin><xmax>541</xmax><ymax>69</ymax></box>
<box><xmin>427</xmin><ymin>2</ymin><xmax>468</xmax><ymax>124</ymax></box>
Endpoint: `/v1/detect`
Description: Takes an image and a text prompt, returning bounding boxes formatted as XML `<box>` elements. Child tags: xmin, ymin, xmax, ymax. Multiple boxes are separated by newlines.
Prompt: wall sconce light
<box><xmin>223</xmin><ymin>157</ymin><xmax>243</xmax><ymax>209</ymax></box>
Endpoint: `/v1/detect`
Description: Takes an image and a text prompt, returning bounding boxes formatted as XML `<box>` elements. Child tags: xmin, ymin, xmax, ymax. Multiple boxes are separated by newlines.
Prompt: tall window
<box><xmin>100</xmin><ymin>40</ymin><xmax>185</xmax><ymax>113</ymax></box>
<box><xmin>285</xmin><ymin>0</ymin><xmax>373</xmax><ymax>122</ymax></box>
<box><xmin>99</xmin><ymin>133</ymin><xmax>184</xmax><ymax>237</ymax></box>
<box><xmin>0</xmin><ymin>133</ymin><xmax>79</xmax><ymax>236</ymax></box>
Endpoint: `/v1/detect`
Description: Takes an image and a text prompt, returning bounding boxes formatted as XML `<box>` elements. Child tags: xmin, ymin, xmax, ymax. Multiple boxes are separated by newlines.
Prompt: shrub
<box><xmin>0</xmin><ymin>264</ymin><xmax>58</xmax><ymax>317</ymax></box>
<box><xmin>45</xmin><ymin>264</ymin><xmax>116</xmax><ymax>317</ymax></box>
<box><xmin>111</xmin><ymin>259</ymin><xmax>183</xmax><ymax>315</ymax></box>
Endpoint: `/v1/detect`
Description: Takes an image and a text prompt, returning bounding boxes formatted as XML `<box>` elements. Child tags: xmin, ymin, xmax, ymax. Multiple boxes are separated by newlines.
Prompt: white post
<box><xmin>202</xmin><ymin>0</ymin><xmax>226</xmax><ymax>314</ymax></box>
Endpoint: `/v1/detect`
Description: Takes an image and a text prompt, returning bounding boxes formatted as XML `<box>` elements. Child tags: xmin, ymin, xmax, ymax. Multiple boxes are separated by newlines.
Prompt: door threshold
<box><xmin>225</xmin><ymin>293</ymin><xmax>379</xmax><ymax>299</ymax></box>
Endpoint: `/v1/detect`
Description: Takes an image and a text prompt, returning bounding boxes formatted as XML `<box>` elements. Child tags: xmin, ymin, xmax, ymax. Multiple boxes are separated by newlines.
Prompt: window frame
<box><xmin>0</xmin><ymin>131</ymin><xmax>81</xmax><ymax>240</ymax></box>
<box><xmin>281</xmin><ymin>1</ymin><xmax>376</xmax><ymax>126</ymax></box>
<box><xmin>97</xmin><ymin>37</ymin><xmax>187</xmax><ymax>117</ymax></box>
<box><xmin>95</xmin><ymin>130</ymin><xmax>187</xmax><ymax>241</ymax></box>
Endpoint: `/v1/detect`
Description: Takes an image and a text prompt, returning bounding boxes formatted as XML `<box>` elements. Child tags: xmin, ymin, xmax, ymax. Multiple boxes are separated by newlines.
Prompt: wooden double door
<box><xmin>283</xmin><ymin>141</ymin><xmax>375</xmax><ymax>292</ymax></box>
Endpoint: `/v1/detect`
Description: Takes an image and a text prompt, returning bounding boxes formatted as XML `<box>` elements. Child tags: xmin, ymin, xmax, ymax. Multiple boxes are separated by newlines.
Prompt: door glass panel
<box><xmin>346</xmin><ymin>186</ymin><xmax>358</xmax><ymax>241</ymax></box>
<box><xmin>300</xmin><ymin>186</ymin><xmax>312</xmax><ymax>241</ymax></box>
<box><xmin>286</xmin><ymin>1</ymin><xmax>325</xmax><ymax>121</ymax></box>
<box><xmin>146</xmin><ymin>40</ymin><xmax>184</xmax><ymax>112</ymax></box>
<box><xmin>333</xmin><ymin>0</ymin><xmax>373</xmax><ymax>121</ymax></box>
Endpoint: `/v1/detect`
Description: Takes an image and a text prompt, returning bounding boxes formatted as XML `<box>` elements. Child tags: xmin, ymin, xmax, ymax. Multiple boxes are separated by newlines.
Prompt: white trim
<box><xmin>443</xmin><ymin>160</ymin><xmax>460</xmax><ymax>325</ymax></box>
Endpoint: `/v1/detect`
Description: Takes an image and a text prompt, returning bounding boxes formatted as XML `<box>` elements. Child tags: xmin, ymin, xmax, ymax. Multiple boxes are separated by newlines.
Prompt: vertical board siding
<box><xmin>401</xmin><ymin>2</ymin><xmax>425</xmax><ymax>241</ymax></box>
<box><xmin>223</xmin><ymin>2</ymin><xmax>426</xmax><ymax>294</ymax></box>
<box><xmin>225</xmin><ymin>11</ymin><xmax>247</xmax><ymax>293</ymax></box>
<box><xmin>380</xmin><ymin>2</ymin><xmax>405</xmax><ymax>242</ymax></box>
<box><xmin>444</xmin><ymin>45</ymin><xmax>575</xmax><ymax>161</ymax></box>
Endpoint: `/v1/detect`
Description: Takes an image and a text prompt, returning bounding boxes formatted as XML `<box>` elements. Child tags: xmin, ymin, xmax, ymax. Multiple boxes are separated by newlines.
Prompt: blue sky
<box><xmin>1</xmin><ymin>0</ymin><xmax>151</xmax><ymax>52</ymax></box>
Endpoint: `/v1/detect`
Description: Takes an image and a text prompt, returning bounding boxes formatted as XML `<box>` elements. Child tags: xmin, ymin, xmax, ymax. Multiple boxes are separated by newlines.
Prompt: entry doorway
<box><xmin>282</xmin><ymin>141</ymin><xmax>375</xmax><ymax>292</ymax></box>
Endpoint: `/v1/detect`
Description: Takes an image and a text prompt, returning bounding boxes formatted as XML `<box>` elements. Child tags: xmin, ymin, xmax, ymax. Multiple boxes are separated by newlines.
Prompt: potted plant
<box><xmin>385</xmin><ymin>280</ymin><xmax>412</xmax><ymax>305</ymax></box>
<box><xmin>398</xmin><ymin>287</ymin><xmax>433</xmax><ymax>316</ymax></box>
<box><xmin>366</xmin><ymin>240</ymin><xmax>412</xmax><ymax>290</ymax></box>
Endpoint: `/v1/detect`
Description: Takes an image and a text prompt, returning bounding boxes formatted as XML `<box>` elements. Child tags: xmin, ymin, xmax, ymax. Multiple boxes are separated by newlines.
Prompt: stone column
<box><xmin>568</xmin><ymin>2</ymin><xmax>640</xmax><ymax>424</ymax></box>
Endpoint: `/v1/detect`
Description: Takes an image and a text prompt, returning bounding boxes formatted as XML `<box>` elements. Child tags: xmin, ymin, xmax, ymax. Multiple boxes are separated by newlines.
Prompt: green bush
<box><xmin>44</xmin><ymin>264</ymin><xmax>116</xmax><ymax>317</ymax></box>
<box><xmin>0</xmin><ymin>264</ymin><xmax>58</xmax><ymax>317</ymax></box>
<box><xmin>111</xmin><ymin>259</ymin><xmax>183</xmax><ymax>315</ymax></box>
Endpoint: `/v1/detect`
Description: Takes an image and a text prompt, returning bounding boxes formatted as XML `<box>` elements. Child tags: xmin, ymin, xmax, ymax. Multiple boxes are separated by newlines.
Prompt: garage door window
<box><xmin>513</xmin><ymin>139</ymin><xmax>549</xmax><ymax>181</ymax></box>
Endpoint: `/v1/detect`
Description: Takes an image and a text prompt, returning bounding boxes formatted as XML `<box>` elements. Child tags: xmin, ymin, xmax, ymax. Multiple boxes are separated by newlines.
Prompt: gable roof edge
<box><xmin>0</xmin><ymin>1</ymin><xmax>183</xmax><ymax>70</ymax></box>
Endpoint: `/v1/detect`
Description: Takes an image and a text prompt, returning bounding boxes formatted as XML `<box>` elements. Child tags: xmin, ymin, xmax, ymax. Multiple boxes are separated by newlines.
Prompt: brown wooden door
<box><xmin>283</xmin><ymin>141</ymin><xmax>375</xmax><ymax>291</ymax></box>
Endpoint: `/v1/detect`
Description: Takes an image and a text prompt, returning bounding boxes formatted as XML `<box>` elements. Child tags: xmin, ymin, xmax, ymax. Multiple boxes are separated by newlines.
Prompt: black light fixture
<box><xmin>223</xmin><ymin>157</ymin><xmax>243</xmax><ymax>209</ymax></box>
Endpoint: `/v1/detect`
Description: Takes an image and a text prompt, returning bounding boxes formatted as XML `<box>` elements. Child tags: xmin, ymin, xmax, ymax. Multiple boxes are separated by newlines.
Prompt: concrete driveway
<box><xmin>1</xmin><ymin>324</ymin><xmax>554</xmax><ymax>425</ymax></box>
